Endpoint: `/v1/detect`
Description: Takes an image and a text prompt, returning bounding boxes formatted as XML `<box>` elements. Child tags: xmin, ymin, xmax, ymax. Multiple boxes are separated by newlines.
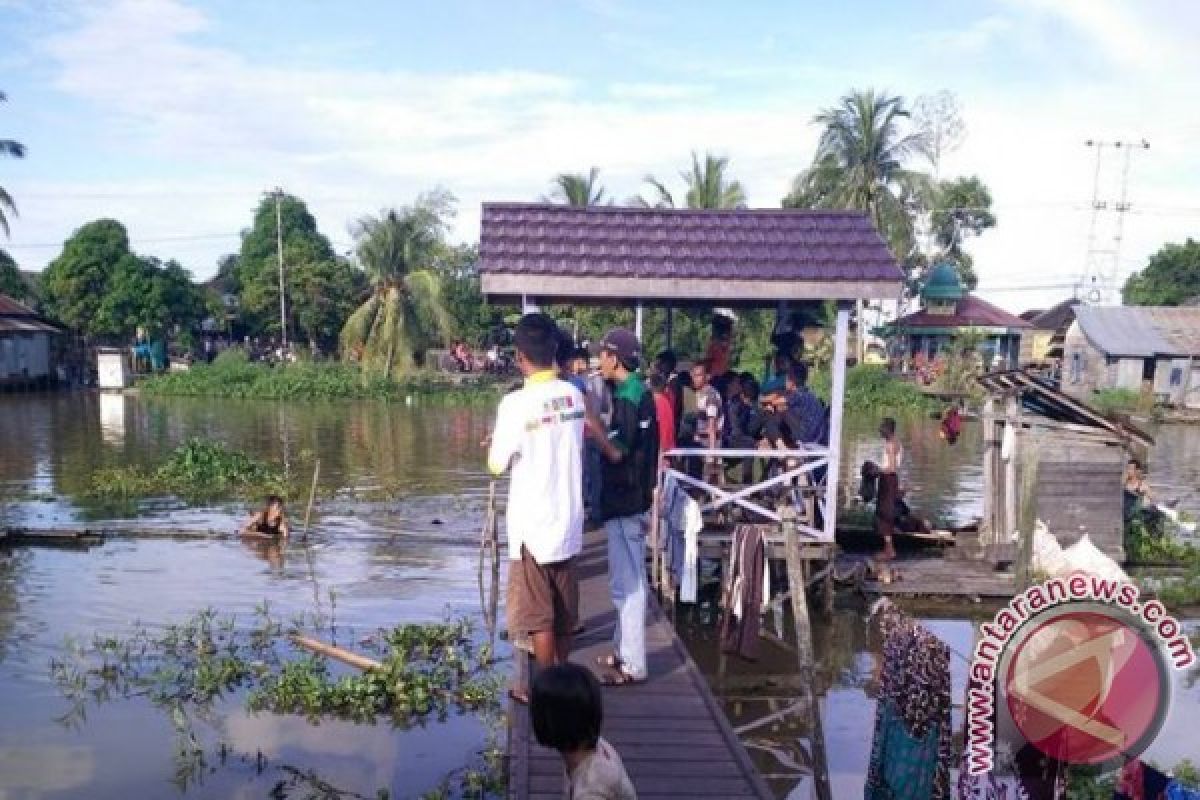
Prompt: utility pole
<box><xmin>273</xmin><ymin>187</ymin><xmax>288</xmax><ymax>351</ymax></box>
<box><xmin>1079</xmin><ymin>139</ymin><xmax>1149</xmax><ymax>305</ymax></box>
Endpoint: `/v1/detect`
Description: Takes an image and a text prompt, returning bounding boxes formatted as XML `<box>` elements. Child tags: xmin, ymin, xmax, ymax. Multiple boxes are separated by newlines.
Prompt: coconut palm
<box><xmin>546</xmin><ymin>167</ymin><xmax>607</xmax><ymax>206</ymax></box>
<box><xmin>0</xmin><ymin>91</ymin><xmax>26</xmax><ymax>238</ymax></box>
<box><xmin>784</xmin><ymin>89</ymin><xmax>931</xmax><ymax>258</ymax></box>
<box><xmin>636</xmin><ymin>151</ymin><xmax>746</xmax><ymax>210</ymax></box>
<box><xmin>339</xmin><ymin>192</ymin><xmax>455</xmax><ymax>379</ymax></box>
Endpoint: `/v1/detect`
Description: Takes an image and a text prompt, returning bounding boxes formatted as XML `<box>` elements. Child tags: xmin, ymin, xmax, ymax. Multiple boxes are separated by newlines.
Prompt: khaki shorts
<box><xmin>510</xmin><ymin>545</ymin><xmax>578</xmax><ymax>638</ymax></box>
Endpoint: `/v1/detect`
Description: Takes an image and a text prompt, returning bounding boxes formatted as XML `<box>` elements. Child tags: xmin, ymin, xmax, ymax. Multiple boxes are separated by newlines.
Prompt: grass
<box><xmin>811</xmin><ymin>364</ymin><xmax>939</xmax><ymax>414</ymax></box>
<box><xmin>90</xmin><ymin>438</ymin><xmax>290</xmax><ymax>502</ymax></box>
<box><xmin>1090</xmin><ymin>387</ymin><xmax>1153</xmax><ymax>416</ymax></box>
<box><xmin>139</xmin><ymin>349</ymin><xmax>501</xmax><ymax>404</ymax></box>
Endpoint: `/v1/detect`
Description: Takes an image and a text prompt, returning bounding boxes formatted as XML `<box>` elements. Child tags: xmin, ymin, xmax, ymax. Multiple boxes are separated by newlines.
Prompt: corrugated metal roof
<box><xmin>0</xmin><ymin>292</ymin><xmax>64</xmax><ymax>334</ymax></box>
<box><xmin>1073</xmin><ymin>305</ymin><xmax>1200</xmax><ymax>357</ymax></box>
<box><xmin>479</xmin><ymin>203</ymin><xmax>904</xmax><ymax>283</ymax></box>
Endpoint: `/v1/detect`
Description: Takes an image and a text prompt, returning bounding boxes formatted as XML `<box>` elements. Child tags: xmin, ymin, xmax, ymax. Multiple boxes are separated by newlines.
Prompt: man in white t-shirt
<box><xmin>487</xmin><ymin>312</ymin><xmax>585</xmax><ymax>703</ymax></box>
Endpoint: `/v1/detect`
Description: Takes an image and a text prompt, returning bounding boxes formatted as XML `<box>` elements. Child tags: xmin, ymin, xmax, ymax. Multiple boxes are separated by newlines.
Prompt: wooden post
<box><xmin>981</xmin><ymin>396</ymin><xmax>996</xmax><ymax>555</ymax></box>
<box><xmin>302</xmin><ymin>459</ymin><xmax>321</xmax><ymax>539</ymax></box>
<box><xmin>1003</xmin><ymin>395</ymin><xmax>1019</xmax><ymax>567</ymax></box>
<box><xmin>782</xmin><ymin>508</ymin><xmax>832</xmax><ymax>800</ymax></box>
<box><xmin>635</xmin><ymin>301</ymin><xmax>644</xmax><ymax>343</ymax></box>
<box><xmin>822</xmin><ymin>305</ymin><xmax>850</xmax><ymax>542</ymax></box>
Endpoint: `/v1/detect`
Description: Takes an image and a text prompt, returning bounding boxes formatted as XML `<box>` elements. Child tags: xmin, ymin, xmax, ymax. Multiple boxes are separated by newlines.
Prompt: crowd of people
<box><xmin>483</xmin><ymin>311</ymin><xmax>840</xmax><ymax>798</ymax></box>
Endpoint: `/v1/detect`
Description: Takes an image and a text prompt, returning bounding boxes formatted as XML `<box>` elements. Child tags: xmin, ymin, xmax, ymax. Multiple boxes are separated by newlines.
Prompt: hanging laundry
<box><xmin>661</xmin><ymin>473</ymin><xmax>702</xmax><ymax>603</ymax></box>
<box><xmin>1115</xmin><ymin>759</ymin><xmax>1170</xmax><ymax>800</ymax></box>
<box><xmin>720</xmin><ymin>524</ymin><xmax>770</xmax><ymax>660</ymax></box>
<box><xmin>956</xmin><ymin>743</ymin><xmax>1066</xmax><ymax>800</ymax></box>
<box><xmin>865</xmin><ymin>599</ymin><xmax>953</xmax><ymax>800</ymax></box>
<box><xmin>1166</xmin><ymin>781</ymin><xmax>1200</xmax><ymax>800</ymax></box>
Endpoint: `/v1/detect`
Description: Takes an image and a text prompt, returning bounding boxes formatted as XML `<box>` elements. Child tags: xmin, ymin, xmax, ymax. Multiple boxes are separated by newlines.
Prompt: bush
<box><xmin>139</xmin><ymin>350</ymin><xmax>500</xmax><ymax>404</ymax></box>
<box><xmin>91</xmin><ymin>438</ymin><xmax>289</xmax><ymax>502</ymax></box>
<box><xmin>811</xmin><ymin>365</ymin><xmax>938</xmax><ymax>414</ymax></box>
<box><xmin>1090</xmin><ymin>388</ymin><xmax>1150</xmax><ymax>416</ymax></box>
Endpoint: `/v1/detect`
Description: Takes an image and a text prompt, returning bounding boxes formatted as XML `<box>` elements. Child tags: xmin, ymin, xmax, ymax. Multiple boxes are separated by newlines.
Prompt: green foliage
<box><xmin>139</xmin><ymin>349</ymin><xmax>501</xmax><ymax>403</ymax></box>
<box><xmin>784</xmin><ymin>89</ymin><xmax>932</xmax><ymax>282</ymax></box>
<box><xmin>0</xmin><ymin>248</ymin><xmax>27</xmax><ymax>300</ymax></box>
<box><xmin>233</xmin><ymin>192</ymin><xmax>358</xmax><ymax>343</ymax></box>
<box><xmin>41</xmin><ymin>219</ymin><xmax>207</xmax><ymax>340</ymax></box>
<box><xmin>0</xmin><ymin>90</ymin><xmax>25</xmax><ymax>238</ymax></box>
<box><xmin>341</xmin><ymin>192</ymin><xmax>457</xmax><ymax>378</ymax></box>
<box><xmin>51</xmin><ymin>608</ymin><xmax>504</xmax><ymax>797</ymax></box>
<box><xmin>1123</xmin><ymin>238</ymin><xmax>1200</xmax><ymax>306</ymax></box>
<box><xmin>431</xmin><ymin>243</ymin><xmax>499</xmax><ymax>346</ymax></box>
<box><xmin>546</xmin><ymin>167</ymin><xmax>607</xmax><ymax>206</ymax></box>
<box><xmin>90</xmin><ymin>438</ymin><xmax>288</xmax><ymax>502</ymax></box>
<box><xmin>810</xmin><ymin>364</ymin><xmax>937</xmax><ymax>413</ymax></box>
<box><xmin>1090</xmin><ymin>388</ymin><xmax>1148</xmax><ymax>416</ymax></box>
<box><xmin>926</xmin><ymin>176</ymin><xmax>996</xmax><ymax>291</ymax></box>
<box><xmin>1126</xmin><ymin>516</ymin><xmax>1200</xmax><ymax>566</ymax></box>
<box><xmin>636</xmin><ymin>151</ymin><xmax>746</xmax><ymax>209</ymax></box>
<box><xmin>936</xmin><ymin>328</ymin><xmax>987</xmax><ymax>396</ymax></box>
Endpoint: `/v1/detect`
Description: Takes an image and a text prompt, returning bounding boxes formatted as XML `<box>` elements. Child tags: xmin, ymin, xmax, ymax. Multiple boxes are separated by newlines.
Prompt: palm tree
<box><xmin>636</xmin><ymin>151</ymin><xmax>746</xmax><ymax>209</ymax></box>
<box><xmin>546</xmin><ymin>167</ymin><xmax>607</xmax><ymax>206</ymax></box>
<box><xmin>0</xmin><ymin>92</ymin><xmax>27</xmax><ymax>238</ymax></box>
<box><xmin>784</xmin><ymin>89</ymin><xmax>931</xmax><ymax>258</ymax></box>
<box><xmin>339</xmin><ymin>192</ymin><xmax>454</xmax><ymax>379</ymax></box>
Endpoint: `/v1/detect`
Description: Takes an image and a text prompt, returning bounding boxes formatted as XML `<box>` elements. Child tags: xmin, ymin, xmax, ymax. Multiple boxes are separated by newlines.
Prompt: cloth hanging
<box><xmin>1116</xmin><ymin>759</ymin><xmax>1171</xmax><ymax>800</ymax></box>
<box><xmin>661</xmin><ymin>473</ymin><xmax>702</xmax><ymax>603</ymax></box>
<box><xmin>1166</xmin><ymin>781</ymin><xmax>1200</xmax><ymax>800</ymax></box>
<box><xmin>720</xmin><ymin>524</ymin><xmax>768</xmax><ymax>660</ymax></box>
<box><xmin>865</xmin><ymin>599</ymin><xmax>953</xmax><ymax>800</ymax></box>
<box><xmin>956</xmin><ymin>744</ymin><xmax>1066</xmax><ymax>800</ymax></box>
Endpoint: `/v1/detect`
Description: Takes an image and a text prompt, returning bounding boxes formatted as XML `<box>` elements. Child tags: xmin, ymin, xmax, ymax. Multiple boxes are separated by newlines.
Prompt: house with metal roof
<box><xmin>887</xmin><ymin>262</ymin><xmax>1030</xmax><ymax>370</ymax></box>
<box><xmin>0</xmin><ymin>292</ymin><xmax>65</xmax><ymax>389</ymax></box>
<box><xmin>1018</xmin><ymin>298</ymin><xmax>1080</xmax><ymax>366</ymax></box>
<box><xmin>1063</xmin><ymin>305</ymin><xmax>1200</xmax><ymax>407</ymax></box>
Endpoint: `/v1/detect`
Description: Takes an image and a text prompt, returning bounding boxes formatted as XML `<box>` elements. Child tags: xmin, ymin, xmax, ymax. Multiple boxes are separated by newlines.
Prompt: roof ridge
<box><xmin>482</xmin><ymin>202</ymin><xmax>870</xmax><ymax>216</ymax></box>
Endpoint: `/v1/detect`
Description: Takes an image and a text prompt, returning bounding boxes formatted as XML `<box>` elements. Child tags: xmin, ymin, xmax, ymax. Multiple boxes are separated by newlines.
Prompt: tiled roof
<box><xmin>893</xmin><ymin>294</ymin><xmax>1032</xmax><ymax>331</ymax></box>
<box><xmin>1074</xmin><ymin>305</ymin><xmax>1200</xmax><ymax>357</ymax></box>
<box><xmin>479</xmin><ymin>204</ymin><xmax>903</xmax><ymax>282</ymax></box>
<box><xmin>0</xmin><ymin>293</ymin><xmax>36</xmax><ymax>316</ymax></box>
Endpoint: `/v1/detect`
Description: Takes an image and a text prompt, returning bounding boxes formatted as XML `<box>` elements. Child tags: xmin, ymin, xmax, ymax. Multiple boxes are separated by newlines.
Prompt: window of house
<box><xmin>1171</xmin><ymin>367</ymin><xmax>1183</xmax><ymax>387</ymax></box>
<box><xmin>1143</xmin><ymin>358</ymin><xmax>1156</xmax><ymax>382</ymax></box>
<box><xmin>1070</xmin><ymin>352</ymin><xmax>1082</xmax><ymax>383</ymax></box>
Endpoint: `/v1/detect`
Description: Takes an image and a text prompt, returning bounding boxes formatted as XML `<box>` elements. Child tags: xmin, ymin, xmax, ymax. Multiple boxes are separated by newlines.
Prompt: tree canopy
<box><xmin>0</xmin><ymin>249</ymin><xmax>27</xmax><ymax>301</ymax></box>
<box><xmin>232</xmin><ymin>192</ymin><xmax>361</xmax><ymax>346</ymax></box>
<box><xmin>924</xmin><ymin>175</ymin><xmax>996</xmax><ymax>291</ymax></box>
<box><xmin>1123</xmin><ymin>239</ymin><xmax>1200</xmax><ymax>306</ymax></box>
<box><xmin>42</xmin><ymin>219</ymin><xmax>207</xmax><ymax>340</ymax></box>
<box><xmin>637</xmin><ymin>152</ymin><xmax>746</xmax><ymax>209</ymax></box>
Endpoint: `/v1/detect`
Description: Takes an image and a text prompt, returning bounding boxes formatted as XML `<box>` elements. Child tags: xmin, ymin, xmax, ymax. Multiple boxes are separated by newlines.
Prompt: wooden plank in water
<box><xmin>506</xmin><ymin>528</ymin><xmax>772</xmax><ymax>799</ymax></box>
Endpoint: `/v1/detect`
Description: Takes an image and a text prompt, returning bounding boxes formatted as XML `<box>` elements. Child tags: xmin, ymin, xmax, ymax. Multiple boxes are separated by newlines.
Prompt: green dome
<box><xmin>922</xmin><ymin>261</ymin><xmax>964</xmax><ymax>301</ymax></box>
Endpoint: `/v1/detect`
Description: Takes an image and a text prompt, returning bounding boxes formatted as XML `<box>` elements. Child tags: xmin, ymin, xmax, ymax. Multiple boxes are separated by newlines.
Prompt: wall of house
<box><xmin>0</xmin><ymin>332</ymin><xmax>51</xmax><ymax>382</ymax></box>
<box><xmin>1030</xmin><ymin>435</ymin><xmax>1126</xmax><ymax>560</ymax></box>
<box><xmin>1020</xmin><ymin>330</ymin><xmax>1053</xmax><ymax>365</ymax></box>
<box><xmin>1113</xmin><ymin>358</ymin><xmax>1144</xmax><ymax>391</ymax></box>
<box><xmin>1152</xmin><ymin>357</ymin><xmax>1191</xmax><ymax>405</ymax></box>
<box><xmin>1063</xmin><ymin>322</ymin><xmax>1108</xmax><ymax>400</ymax></box>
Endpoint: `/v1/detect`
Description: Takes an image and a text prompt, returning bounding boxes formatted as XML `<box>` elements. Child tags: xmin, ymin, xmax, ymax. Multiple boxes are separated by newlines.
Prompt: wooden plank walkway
<box><xmin>506</xmin><ymin>528</ymin><xmax>773</xmax><ymax>800</ymax></box>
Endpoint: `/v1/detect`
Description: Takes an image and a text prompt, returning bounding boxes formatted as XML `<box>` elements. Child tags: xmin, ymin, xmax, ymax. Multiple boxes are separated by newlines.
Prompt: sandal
<box><xmin>599</xmin><ymin>667</ymin><xmax>644</xmax><ymax>687</ymax></box>
<box><xmin>596</xmin><ymin>653</ymin><xmax>622</xmax><ymax>671</ymax></box>
<box><xmin>508</xmin><ymin>687</ymin><xmax>529</xmax><ymax>706</ymax></box>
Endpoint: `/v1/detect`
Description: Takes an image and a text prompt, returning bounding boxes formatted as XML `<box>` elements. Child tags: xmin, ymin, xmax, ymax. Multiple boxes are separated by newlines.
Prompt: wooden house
<box><xmin>976</xmin><ymin>370</ymin><xmax>1153</xmax><ymax>570</ymax></box>
<box><xmin>0</xmin><ymin>292</ymin><xmax>64</xmax><ymax>389</ymax></box>
<box><xmin>1018</xmin><ymin>298</ymin><xmax>1079</xmax><ymax>366</ymax></box>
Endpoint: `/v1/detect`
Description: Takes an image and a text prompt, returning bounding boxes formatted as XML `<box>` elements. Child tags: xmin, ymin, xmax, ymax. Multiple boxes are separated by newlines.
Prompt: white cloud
<box><xmin>608</xmin><ymin>82</ymin><xmax>712</xmax><ymax>101</ymax></box>
<box><xmin>919</xmin><ymin>15</ymin><xmax>1014</xmax><ymax>54</ymax></box>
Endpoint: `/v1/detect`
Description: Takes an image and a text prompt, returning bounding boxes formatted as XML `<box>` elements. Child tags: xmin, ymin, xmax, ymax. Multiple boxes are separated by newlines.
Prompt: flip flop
<box><xmin>599</xmin><ymin>668</ymin><xmax>644</xmax><ymax>687</ymax></box>
<box><xmin>508</xmin><ymin>687</ymin><xmax>529</xmax><ymax>706</ymax></box>
<box><xmin>596</xmin><ymin>653</ymin><xmax>622</xmax><ymax>671</ymax></box>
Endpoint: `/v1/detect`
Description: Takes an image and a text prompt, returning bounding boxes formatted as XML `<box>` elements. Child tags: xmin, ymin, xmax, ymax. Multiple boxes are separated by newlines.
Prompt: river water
<box><xmin>0</xmin><ymin>392</ymin><xmax>1197</xmax><ymax>798</ymax></box>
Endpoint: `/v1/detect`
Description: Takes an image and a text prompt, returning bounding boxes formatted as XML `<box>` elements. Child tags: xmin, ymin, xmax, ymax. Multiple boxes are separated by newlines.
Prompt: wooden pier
<box><xmin>506</xmin><ymin>528</ymin><xmax>773</xmax><ymax>800</ymax></box>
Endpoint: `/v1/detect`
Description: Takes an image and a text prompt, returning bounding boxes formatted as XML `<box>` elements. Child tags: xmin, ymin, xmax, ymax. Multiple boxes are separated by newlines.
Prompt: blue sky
<box><xmin>2</xmin><ymin>0</ymin><xmax>1198</xmax><ymax>311</ymax></box>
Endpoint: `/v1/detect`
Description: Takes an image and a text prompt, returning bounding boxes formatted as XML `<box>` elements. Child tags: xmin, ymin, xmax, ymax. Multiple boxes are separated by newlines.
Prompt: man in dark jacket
<box><xmin>587</xmin><ymin>328</ymin><xmax>658</xmax><ymax>685</ymax></box>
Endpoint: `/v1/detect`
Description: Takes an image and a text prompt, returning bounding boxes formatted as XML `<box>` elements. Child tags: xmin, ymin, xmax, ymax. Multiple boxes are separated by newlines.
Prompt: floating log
<box><xmin>290</xmin><ymin>635</ymin><xmax>382</xmax><ymax>671</ymax></box>
<box><xmin>1</xmin><ymin>527</ymin><xmax>107</xmax><ymax>546</ymax></box>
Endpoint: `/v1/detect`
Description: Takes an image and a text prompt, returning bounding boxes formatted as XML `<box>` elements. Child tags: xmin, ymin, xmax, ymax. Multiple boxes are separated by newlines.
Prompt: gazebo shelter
<box><xmin>480</xmin><ymin>203</ymin><xmax>905</xmax><ymax>544</ymax></box>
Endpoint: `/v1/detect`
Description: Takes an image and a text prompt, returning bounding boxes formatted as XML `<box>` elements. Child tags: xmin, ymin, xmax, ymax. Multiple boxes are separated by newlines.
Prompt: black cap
<box><xmin>600</xmin><ymin>328</ymin><xmax>641</xmax><ymax>369</ymax></box>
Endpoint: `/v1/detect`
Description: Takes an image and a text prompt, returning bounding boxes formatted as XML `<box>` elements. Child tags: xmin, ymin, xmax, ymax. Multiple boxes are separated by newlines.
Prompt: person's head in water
<box><xmin>598</xmin><ymin>328</ymin><xmax>640</xmax><ymax>381</ymax></box>
<box><xmin>531</xmin><ymin>663</ymin><xmax>602</xmax><ymax>755</ymax></box>
<box><xmin>1126</xmin><ymin>458</ymin><xmax>1145</xmax><ymax>480</ymax></box>
<box><xmin>690</xmin><ymin>360</ymin><xmax>710</xmax><ymax>390</ymax></box>
<box><xmin>263</xmin><ymin>494</ymin><xmax>285</xmax><ymax>522</ymax></box>
<box><xmin>880</xmin><ymin>417</ymin><xmax>896</xmax><ymax>439</ymax></box>
<box><xmin>512</xmin><ymin>313</ymin><xmax>559</xmax><ymax>377</ymax></box>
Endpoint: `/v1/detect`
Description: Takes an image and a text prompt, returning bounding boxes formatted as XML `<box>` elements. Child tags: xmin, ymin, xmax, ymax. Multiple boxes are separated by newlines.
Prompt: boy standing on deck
<box><xmin>488</xmin><ymin>313</ymin><xmax>586</xmax><ymax>703</ymax></box>
<box><xmin>589</xmin><ymin>328</ymin><xmax>658</xmax><ymax>686</ymax></box>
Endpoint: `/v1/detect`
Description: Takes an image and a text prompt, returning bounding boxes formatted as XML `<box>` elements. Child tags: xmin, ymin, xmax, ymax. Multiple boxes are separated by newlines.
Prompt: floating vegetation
<box><xmin>139</xmin><ymin>350</ymin><xmax>501</xmax><ymax>404</ymax></box>
<box><xmin>50</xmin><ymin>604</ymin><xmax>505</xmax><ymax>796</ymax></box>
<box><xmin>811</xmin><ymin>365</ymin><xmax>939</xmax><ymax>414</ymax></box>
<box><xmin>89</xmin><ymin>438</ymin><xmax>290</xmax><ymax>502</ymax></box>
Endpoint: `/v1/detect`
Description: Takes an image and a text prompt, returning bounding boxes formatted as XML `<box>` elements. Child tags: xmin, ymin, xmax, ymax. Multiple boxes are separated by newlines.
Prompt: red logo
<box><xmin>1001</xmin><ymin>607</ymin><xmax>1170</xmax><ymax>765</ymax></box>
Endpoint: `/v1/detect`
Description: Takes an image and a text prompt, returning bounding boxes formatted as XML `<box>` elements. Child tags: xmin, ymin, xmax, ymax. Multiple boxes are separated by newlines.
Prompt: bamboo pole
<box><xmin>290</xmin><ymin>635</ymin><xmax>381</xmax><ymax>671</ymax></box>
<box><xmin>302</xmin><ymin>459</ymin><xmax>321</xmax><ymax>540</ymax></box>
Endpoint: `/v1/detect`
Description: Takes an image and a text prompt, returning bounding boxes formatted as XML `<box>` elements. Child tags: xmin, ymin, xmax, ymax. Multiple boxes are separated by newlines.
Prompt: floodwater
<box><xmin>1</xmin><ymin>392</ymin><xmax>1198</xmax><ymax>798</ymax></box>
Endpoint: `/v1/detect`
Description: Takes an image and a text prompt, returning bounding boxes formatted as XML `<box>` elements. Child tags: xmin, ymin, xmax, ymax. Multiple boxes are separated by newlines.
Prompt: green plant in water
<box><xmin>89</xmin><ymin>438</ymin><xmax>290</xmax><ymax>502</ymax></box>
<box><xmin>811</xmin><ymin>364</ymin><xmax>938</xmax><ymax>414</ymax></box>
<box><xmin>1090</xmin><ymin>387</ymin><xmax>1152</xmax><ymax>416</ymax></box>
